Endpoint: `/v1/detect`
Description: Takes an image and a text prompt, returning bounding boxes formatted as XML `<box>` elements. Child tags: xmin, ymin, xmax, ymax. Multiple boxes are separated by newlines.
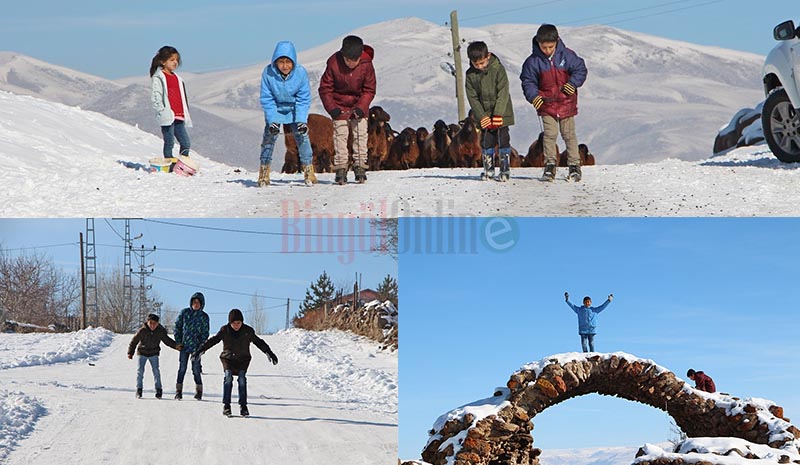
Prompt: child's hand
<box><xmin>531</xmin><ymin>95</ymin><xmax>544</xmax><ymax>110</ymax></box>
<box><xmin>127</xmin><ymin>354</ymin><xmax>133</xmax><ymax>360</ymax></box>
<box><xmin>297</xmin><ymin>122</ymin><xmax>308</xmax><ymax>135</ymax></box>
<box><xmin>565</xmin><ymin>292</ymin><xmax>569</xmax><ymax>301</ymax></box>
<box><xmin>267</xmin><ymin>350</ymin><xmax>278</xmax><ymax>365</ymax></box>
<box><xmin>175</xmin><ymin>344</ymin><xmax>183</xmax><ymax>351</ymax></box>
<box><xmin>479</xmin><ymin>116</ymin><xmax>491</xmax><ymax>129</ymax></box>
<box><xmin>268</xmin><ymin>122</ymin><xmax>281</xmax><ymax>135</ymax></box>
<box><xmin>561</xmin><ymin>82</ymin><xmax>576</xmax><ymax>96</ymax></box>
<box><xmin>329</xmin><ymin>108</ymin><xmax>342</xmax><ymax>119</ymax></box>
<box><xmin>351</xmin><ymin>108</ymin><xmax>364</xmax><ymax>119</ymax></box>
<box><xmin>608</xmin><ymin>294</ymin><xmax>614</xmax><ymax>301</ymax></box>
<box><xmin>491</xmin><ymin>116</ymin><xmax>503</xmax><ymax>128</ymax></box>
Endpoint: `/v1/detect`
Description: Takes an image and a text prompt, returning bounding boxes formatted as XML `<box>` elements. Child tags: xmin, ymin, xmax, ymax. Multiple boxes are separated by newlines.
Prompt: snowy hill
<box><xmin>0</xmin><ymin>18</ymin><xmax>763</xmax><ymax>169</ymax></box>
<box><xmin>4</xmin><ymin>89</ymin><xmax>800</xmax><ymax>217</ymax></box>
<box><xmin>0</xmin><ymin>328</ymin><xmax>397</xmax><ymax>464</ymax></box>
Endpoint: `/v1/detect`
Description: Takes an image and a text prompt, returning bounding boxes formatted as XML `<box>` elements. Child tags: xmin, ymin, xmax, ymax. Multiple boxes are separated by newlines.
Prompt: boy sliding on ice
<box><xmin>127</xmin><ymin>313</ymin><xmax>181</xmax><ymax>399</ymax></box>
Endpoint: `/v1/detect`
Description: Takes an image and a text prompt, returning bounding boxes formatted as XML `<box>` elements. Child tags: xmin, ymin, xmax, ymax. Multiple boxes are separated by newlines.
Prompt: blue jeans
<box><xmin>580</xmin><ymin>334</ymin><xmax>595</xmax><ymax>353</ymax></box>
<box><xmin>176</xmin><ymin>349</ymin><xmax>203</xmax><ymax>386</ymax></box>
<box><xmin>137</xmin><ymin>355</ymin><xmax>161</xmax><ymax>390</ymax></box>
<box><xmin>161</xmin><ymin>119</ymin><xmax>191</xmax><ymax>157</ymax></box>
<box><xmin>223</xmin><ymin>370</ymin><xmax>248</xmax><ymax>405</ymax></box>
<box><xmin>260</xmin><ymin>123</ymin><xmax>312</xmax><ymax>166</ymax></box>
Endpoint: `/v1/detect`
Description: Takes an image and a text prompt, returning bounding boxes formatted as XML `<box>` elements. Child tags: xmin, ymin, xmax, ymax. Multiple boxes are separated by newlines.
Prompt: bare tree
<box><xmin>370</xmin><ymin>218</ymin><xmax>398</xmax><ymax>260</ymax></box>
<box><xmin>0</xmin><ymin>248</ymin><xmax>80</xmax><ymax>329</ymax></box>
<box><xmin>160</xmin><ymin>302</ymin><xmax>180</xmax><ymax>334</ymax></box>
<box><xmin>249</xmin><ymin>292</ymin><xmax>268</xmax><ymax>335</ymax></box>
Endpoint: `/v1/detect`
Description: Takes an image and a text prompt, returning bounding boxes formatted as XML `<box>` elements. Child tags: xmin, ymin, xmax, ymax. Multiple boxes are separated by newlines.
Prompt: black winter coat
<box><xmin>128</xmin><ymin>323</ymin><xmax>179</xmax><ymax>357</ymax></box>
<box><xmin>198</xmin><ymin>324</ymin><xmax>276</xmax><ymax>374</ymax></box>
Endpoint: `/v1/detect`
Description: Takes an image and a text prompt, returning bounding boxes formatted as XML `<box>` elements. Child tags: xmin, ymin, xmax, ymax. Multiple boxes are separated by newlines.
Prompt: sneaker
<box><xmin>136</xmin><ymin>388</ymin><xmax>142</xmax><ymax>399</ymax></box>
<box><xmin>542</xmin><ymin>164</ymin><xmax>556</xmax><ymax>182</ymax></box>
<box><xmin>257</xmin><ymin>164</ymin><xmax>270</xmax><ymax>187</ymax></box>
<box><xmin>354</xmin><ymin>166</ymin><xmax>367</xmax><ymax>184</ymax></box>
<box><xmin>240</xmin><ymin>405</ymin><xmax>250</xmax><ymax>417</ymax></box>
<box><xmin>223</xmin><ymin>404</ymin><xmax>232</xmax><ymax>416</ymax></box>
<box><xmin>335</xmin><ymin>168</ymin><xmax>347</xmax><ymax>185</ymax></box>
<box><xmin>155</xmin><ymin>388</ymin><xmax>162</xmax><ymax>399</ymax></box>
<box><xmin>568</xmin><ymin>165</ymin><xmax>582</xmax><ymax>182</ymax></box>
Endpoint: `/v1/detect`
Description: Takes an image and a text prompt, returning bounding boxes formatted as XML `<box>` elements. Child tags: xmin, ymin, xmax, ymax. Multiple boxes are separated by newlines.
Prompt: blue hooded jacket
<box><xmin>260</xmin><ymin>41</ymin><xmax>311</xmax><ymax>125</ymax></box>
<box><xmin>174</xmin><ymin>292</ymin><xmax>210</xmax><ymax>353</ymax></box>
<box><xmin>566</xmin><ymin>298</ymin><xmax>611</xmax><ymax>335</ymax></box>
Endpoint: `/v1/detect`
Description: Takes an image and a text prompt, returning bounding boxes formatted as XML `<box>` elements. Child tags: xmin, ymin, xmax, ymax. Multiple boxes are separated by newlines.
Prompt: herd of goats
<box><xmin>281</xmin><ymin>106</ymin><xmax>595</xmax><ymax>174</ymax></box>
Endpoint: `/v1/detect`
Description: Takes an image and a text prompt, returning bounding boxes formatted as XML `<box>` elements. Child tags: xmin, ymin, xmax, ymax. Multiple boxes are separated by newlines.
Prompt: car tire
<box><xmin>762</xmin><ymin>87</ymin><xmax>800</xmax><ymax>162</ymax></box>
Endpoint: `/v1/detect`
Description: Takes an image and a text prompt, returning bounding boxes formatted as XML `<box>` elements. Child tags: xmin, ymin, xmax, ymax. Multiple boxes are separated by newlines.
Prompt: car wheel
<box><xmin>762</xmin><ymin>87</ymin><xmax>800</xmax><ymax>162</ymax></box>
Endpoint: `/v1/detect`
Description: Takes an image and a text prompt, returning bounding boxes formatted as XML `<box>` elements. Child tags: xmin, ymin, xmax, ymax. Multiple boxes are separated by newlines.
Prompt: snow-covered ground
<box><xmin>0</xmin><ymin>327</ymin><xmax>397</xmax><ymax>464</ymax></box>
<box><xmin>2</xmin><ymin>90</ymin><xmax>799</xmax><ymax>218</ymax></box>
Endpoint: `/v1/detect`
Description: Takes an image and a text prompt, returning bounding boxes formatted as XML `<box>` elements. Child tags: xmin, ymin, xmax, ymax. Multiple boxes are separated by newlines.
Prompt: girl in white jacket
<box><xmin>149</xmin><ymin>46</ymin><xmax>192</xmax><ymax>158</ymax></box>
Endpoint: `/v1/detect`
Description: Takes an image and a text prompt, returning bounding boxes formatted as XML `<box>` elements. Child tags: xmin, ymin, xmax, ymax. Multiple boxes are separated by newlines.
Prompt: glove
<box><xmin>561</xmin><ymin>82</ymin><xmax>577</xmax><ymax>96</ymax></box>
<box><xmin>491</xmin><ymin>115</ymin><xmax>503</xmax><ymax>128</ymax></box>
<box><xmin>267</xmin><ymin>350</ymin><xmax>278</xmax><ymax>365</ymax></box>
<box><xmin>297</xmin><ymin>122</ymin><xmax>308</xmax><ymax>135</ymax></box>
<box><xmin>565</xmin><ymin>292</ymin><xmax>569</xmax><ymax>301</ymax></box>
<box><xmin>532</xmin><ymin>95</ymin><xmax>544</xmax><ymax>110</ymax></box>
<box><xmin>351</xmin><ymin>107</ymin><xmax>364</xmax><ymax>119</ymax></box>
<box><xmin>608</xmin><ymin>294</ymin><xmax>614</xmax><ymax>301</ymax></box>
<box><xmin>329</xmin><ymin>108</ymin><xmax>342</xmax><ymax>119</ymax></box>
<box><xmin>479</xmin><ymin>116</ymin><xmax>491</xmax><ymax>130</ymax></box>
<box><xmin>268</xmin><ymin>122</ymin><xmax>281</xmax><ymax>135</ymax></box>
<box><xmin>190</xmin><ymin>351</ymin><xmax>202</xmax><ymax>362</ymax></box>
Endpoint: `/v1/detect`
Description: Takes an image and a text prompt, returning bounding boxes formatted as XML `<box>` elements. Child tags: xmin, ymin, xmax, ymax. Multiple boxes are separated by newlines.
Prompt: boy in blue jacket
<box><xmin>174</xmin><ymin>292</ymin><xmax>209</xmax><ymax>400</ymax></box>
<box><xmin>259</xmin><ymin>40</ymin><xmax>316</xmax><ymax>187</ymax></box>
<box><xmin>565</xmin><ymin>292</ymin><xmax>613</xmax><ymax>352</ymax></box>
<box><xmin>521</xmin><ymin>24</ymin><xmax>587</xmax><ymax>182</ymax></box>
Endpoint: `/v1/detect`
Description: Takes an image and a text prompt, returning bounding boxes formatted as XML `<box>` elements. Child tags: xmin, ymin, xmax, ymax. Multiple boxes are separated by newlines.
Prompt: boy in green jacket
<box><xmin>465</xmin><ymin>41</ymin><xmax>515</xmax><ymax>182</ymax></box>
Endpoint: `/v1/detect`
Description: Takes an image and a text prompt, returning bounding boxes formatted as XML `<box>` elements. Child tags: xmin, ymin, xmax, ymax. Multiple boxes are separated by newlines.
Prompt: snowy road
<box><xmin>0</xmin><ymin>328</ymin><xmax>397</xmax><ymax>465</ymax></box>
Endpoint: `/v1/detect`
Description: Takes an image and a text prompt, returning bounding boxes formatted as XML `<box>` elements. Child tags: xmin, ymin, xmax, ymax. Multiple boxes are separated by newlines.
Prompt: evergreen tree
<box><xmin>376</xmin><ymin>274</ymin><xmax>398</xmax><ymax>307</ymax></box>
<box><xmin>299</xmin><ymin>271</ymin><xmax>335</xmax><ymax>316</ymax></box>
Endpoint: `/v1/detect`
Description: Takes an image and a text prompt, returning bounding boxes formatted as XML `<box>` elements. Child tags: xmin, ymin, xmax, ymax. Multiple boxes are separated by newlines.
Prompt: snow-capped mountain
<box><xmin>0</xmin><ymin>18</ymin><xmax>763</xmax><ymax>169</ymax></box>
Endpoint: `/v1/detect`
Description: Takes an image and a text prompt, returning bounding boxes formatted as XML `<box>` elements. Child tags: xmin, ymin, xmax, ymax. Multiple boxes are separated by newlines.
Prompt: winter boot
<box><xmin>480</xmin><ymin>149</ymin><xmax>495</xmax><ymax>181</ymax></box>
<box><xmin>240</xmin><ymin>404</ymin><xmax>250</xmax><ymax>417</ymax></box>
<box><xmin>223</xmin><ymin>403</ymin><xmax>232</xmax><ymax>417</ymax></box>
<box><xmin>257</xmin><ymin>164</ymin><xmax>270</xmax><ymax>187</ymax></box>
<box><xmin>568</xmin><ymin>165</ymin><xmax>582</xmax><ymax>182</ymax></box>
<box><xmin>155</xmin><ymin>388</ymin><xmax>162</xmax><ymax>399</ymax></box>
<box><xmin>335</xmin><ymin>168</ymin><xmax>347</xmax><ymax>185</ymax></box>
<box><xmin>194</xmin><ymin>384</ymin><xmax>203</xmax><ymax>400</ymax></box>
<box><xmin>174</xmin><ymin>383</ymin><xmax>183</xmax><ymax>400</ymax></box>
<box><xmin>354</xmin><ymin>166</ymin><xmax>367</xmax><ymax>184</ymax></box>
<box><xmin>498</xmin><ymin>148</ymin><xmax>511</xmax><ymax>182</ymax></box>
<box><xmin>136</xmin><ymin>388</ymin><xmax>142</xmax><ymax>399</ymax></box>
<box><xmin>542</xmin><ymin>164</ymin><xmax>556</xmax><ymax>182</ymax></box>
<box><xmin>302</xmin><ymin>164</ymin><xmax>317</xmax><ymax>186</ymax></box>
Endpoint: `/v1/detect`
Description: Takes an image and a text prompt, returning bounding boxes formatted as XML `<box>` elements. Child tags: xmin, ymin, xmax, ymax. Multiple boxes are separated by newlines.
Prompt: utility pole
<box><xmin>285</xmin><ymin>298</ymin><xmax>290</xmax><ymax>330</ymax></box>
<box><xmin>132</xmin><ymin>244</ymin><xmax>156</xmax><ymax>328</ymax></box>
<box><xmin>123</xmin><ymin>220</ymin><xmax>133</xmax><ymax>330</ymax></box>
<box><xmin>80</xmin><ymin>232</ymin><xmax>86</xmax><ymax>329</ymax></box>
<box><xmin>84</xmin><ymin>219</ymin><xmax>99</xmax><ymax>327</ymax></box>
<box><xmin>450</xmin><ymin>10</ymin><xmax>466</xmax><ymax>121</ymax></box>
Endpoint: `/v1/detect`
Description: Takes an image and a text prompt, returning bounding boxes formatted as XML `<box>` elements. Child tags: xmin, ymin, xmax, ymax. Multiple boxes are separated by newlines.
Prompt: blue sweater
<box><xmin>260</xmin><ymin>41</ymin><xmax>311</xmax><ymax>125</ymax></box>
<box><xmin>566</xmin><ymin>299</ymin><xmax>611</xmax><ymax>335</ymax></box>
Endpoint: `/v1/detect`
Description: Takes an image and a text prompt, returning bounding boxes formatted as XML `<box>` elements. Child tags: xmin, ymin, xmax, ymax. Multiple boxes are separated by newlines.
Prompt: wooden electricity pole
<box><xmin>450</xmin><ymin>10</ymin><xmax>466</xmax><ymax>121</ymax></box>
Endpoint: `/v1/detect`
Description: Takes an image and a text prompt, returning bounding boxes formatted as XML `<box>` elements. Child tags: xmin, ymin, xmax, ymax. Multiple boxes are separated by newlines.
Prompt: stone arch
<box><xmin>421</xmin><ymin>353</ymin><xmax>800</xmax><ymax>465</ymax></box>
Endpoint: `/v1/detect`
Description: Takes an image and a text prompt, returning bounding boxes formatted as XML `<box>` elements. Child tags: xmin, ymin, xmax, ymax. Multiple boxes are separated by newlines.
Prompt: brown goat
<box><xmin>366</xmin><ymin>106</ymin><xmax>394</xmax><ymax>171</ymax></box>
<box><xmin>420</xmin><ymin>120</ymin><xmax>450</xmax><ymax>168</ymax></box>
<box><xmin>446</xmin><ymin>117</ymin><xmax>481</xmax><ymax>168</ymax></box>
<box><xmin>282</xmin><ymin>113</ymin><xmax>334</xmax><ymax>173</ymax></box>
<box><xmin>558</xmin><ymin>143</ymin><xmax>595</xmax><ymax>166</ymax></box>
<box><xmin>385</xmin><ymin>127</ymin><xmax>420</xmax><ymax>170</ymax></box>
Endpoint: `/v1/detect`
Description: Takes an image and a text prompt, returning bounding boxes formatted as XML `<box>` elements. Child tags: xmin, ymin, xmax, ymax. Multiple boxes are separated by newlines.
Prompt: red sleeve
<box><xmin>318</xmin><ymin>59</ymin><xmax>337</xmax><ymax>114</ymax></box>
<box><xmin>356</xmin><ymin>61</ymin><xmax>376</xmax><ymax>115</ymax></box>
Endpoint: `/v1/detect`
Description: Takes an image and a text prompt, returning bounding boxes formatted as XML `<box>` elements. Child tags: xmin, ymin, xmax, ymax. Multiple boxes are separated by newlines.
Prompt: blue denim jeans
<box><xmin>222</xmin><ymin>369</ymin><xmax>248</xmax><ymax>405</ymax></box>
<box><xmin>580</xmin><ymin>334</ymin><xmax>595</xmax><ymax>353</ymax></box>
<box><xmin>260</xmin><ymin>123</ymin><xmax>312</xmax><ymax>166</ymax></box>
<box><xmin>161</xmin><ymin>119</ymin><xmax>191</xmax><ymax>157</ymax></box>
<box><xmin>137</xmin><ymin>355</ymin><xmax>162</xmax><ymax>390</ymax></box>
<box><xmin>176</xmin><ymin>349</ymin><xmax>203</xmax><ymax>386</ymax></box>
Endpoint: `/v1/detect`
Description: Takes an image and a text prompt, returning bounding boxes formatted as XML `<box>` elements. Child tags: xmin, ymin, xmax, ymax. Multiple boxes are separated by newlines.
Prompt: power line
<box><xmin>102</xmin><ymin>218</ymin><xmax>125</xmax><ymax>241</ymax></box>
<box><xmin>0</xmin><ymin>243</ymin><xmax>77</xmax><ymax>252</ymax></box>
<box><xmin>141</xmin><ymin>218</ymin><xmax>380</xmax><ymax>238</ymax></box>
<box><xmin>461</xmin><ymin>0</ymin><xmax>568</xmax><ymax>22</ymax></box>
<box><xmin>601</xmin><ymin>0</ymin><xmax>725</xmax><ymax>27</ymax></box>
<box><xmin>150</xmin><ymin>275</ymin><xmax>302</xmax><ymax>302</ymax></box>
<box><xmin>94</xmin><ymin>242</ymin><xmax>377</xmax><ymax>254</ymax></box>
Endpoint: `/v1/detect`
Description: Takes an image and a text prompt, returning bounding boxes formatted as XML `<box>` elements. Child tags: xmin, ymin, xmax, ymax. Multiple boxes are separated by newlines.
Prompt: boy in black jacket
<box><xmin>127</xmin><ymin>313</ymin><xmax>181</xmax><ymax>399</ymax></box>
<box><xmin>195</xmin><ymin>309</ymin><xmax>278</xmax><ymax>416</ymax></box>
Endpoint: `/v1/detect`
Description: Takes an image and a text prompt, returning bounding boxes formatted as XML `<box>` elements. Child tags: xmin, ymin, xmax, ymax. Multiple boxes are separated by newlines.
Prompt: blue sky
<box><xmin>0</xmin><ymin>218</ymin><xmax>396</xmax><ymax>331</ymax></box>
<box><xmin>0</xmin><ymin>0</ymin><xmax>791</xmax><ymax>78</ymax></box>
<box><xmin>398</xmin><ymin>217</ymin><xmax>800</xmax><ymax>460</ymax></box>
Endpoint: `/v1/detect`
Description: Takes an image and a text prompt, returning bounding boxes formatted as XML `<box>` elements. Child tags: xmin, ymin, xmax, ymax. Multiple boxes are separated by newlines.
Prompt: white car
<box><xmin>762</xmin><ymin>20</ymin><xmax>800</xmax><ymax>162</ymax></box>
